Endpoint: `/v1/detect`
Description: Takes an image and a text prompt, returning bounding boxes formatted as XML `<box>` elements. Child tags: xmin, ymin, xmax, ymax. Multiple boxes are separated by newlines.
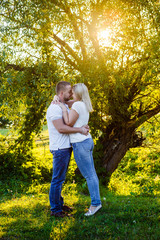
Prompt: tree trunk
<box><xmin>76</xmin><ymin>123</ymin><xmax>146</xmax><ymax>183</ymax></box>
<box><xmin>101</xmin><ymin>124</ymin><xmax>145</xmax><ymax>174</ymax></box>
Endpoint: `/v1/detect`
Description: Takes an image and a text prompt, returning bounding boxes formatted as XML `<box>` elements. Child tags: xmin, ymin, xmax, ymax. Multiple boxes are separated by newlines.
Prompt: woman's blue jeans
<box><xmin>49</xmin><ymin>148</ymin><xmax>72</xmax><ymax>213</ymax></box>
<box><xmin>72</xmin><ymin>138</ymin><xmax>101</xmax><ymax>206</ymax></box>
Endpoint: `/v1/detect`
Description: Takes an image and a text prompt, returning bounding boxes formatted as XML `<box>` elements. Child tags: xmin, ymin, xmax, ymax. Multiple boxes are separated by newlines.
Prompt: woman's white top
<box><xmin>69</xmin><ymin>101</ymin><xmax>91</xmax><ymax>143</ymax></box>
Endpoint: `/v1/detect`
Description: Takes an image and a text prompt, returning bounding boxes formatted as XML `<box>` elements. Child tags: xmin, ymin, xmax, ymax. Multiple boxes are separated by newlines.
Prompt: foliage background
<box><xmin>0</xmin><ymin>1</ymin><xmax>160</xmax><ymax>239</ymax></box>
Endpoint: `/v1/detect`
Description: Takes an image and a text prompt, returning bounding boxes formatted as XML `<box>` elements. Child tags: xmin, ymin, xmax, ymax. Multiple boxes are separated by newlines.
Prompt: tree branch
<box><xmin>1</xmin><ymin>64</ymin><xmax>25</xmax><ymax>73</ymax></box>
<box><xmin>51</xmin><ymin>32</ymin><xmax>82</xmax><ymax>65</ymax></box>
<box><xmin>76</xmin><ymin>15</ymin><xmax>105</xmax><ymax>65</ymax></box>
<box><xmin>129</xmin><ymin>105</ymin><xmax>160</xmax><ymax>128</ymax></box>
<box><xmin>60</xmin><ymin>46</ymin><xmax>80</xmax><ymax>71</ymax></box>
<box><xmin>50</xmin><ymin>0</ymin><xmax>87</xmax><ymax>60</ymax></box>
<box><xmin>62</xmin><ymin>4</ymin><xmax>87</xmax><ymax>60</ymax></box>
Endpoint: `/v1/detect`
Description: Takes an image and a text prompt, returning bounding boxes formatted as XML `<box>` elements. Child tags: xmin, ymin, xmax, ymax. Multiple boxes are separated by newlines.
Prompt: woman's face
<box><xmin>72</xmin><ymin>89</ymin><xmax>79</xmax><ymax>101</ymax></box>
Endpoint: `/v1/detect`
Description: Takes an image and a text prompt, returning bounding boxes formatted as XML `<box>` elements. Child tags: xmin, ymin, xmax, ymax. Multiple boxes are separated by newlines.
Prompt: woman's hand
<box><xmin>52</xmin><ymin>95</ymin><xmax>60</xmax><ymax>104</ymax></box>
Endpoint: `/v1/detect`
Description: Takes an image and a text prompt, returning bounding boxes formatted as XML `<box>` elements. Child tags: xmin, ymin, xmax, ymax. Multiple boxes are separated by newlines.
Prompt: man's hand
<box><xmin>81</xmin><ymin>126</ymin><xmax>89</xmax><ymax>136</ymax></box>
<box><xmin>83</xmin><ymin>124</ymin><xmax>89</xmax><ymax>131</ymax></box>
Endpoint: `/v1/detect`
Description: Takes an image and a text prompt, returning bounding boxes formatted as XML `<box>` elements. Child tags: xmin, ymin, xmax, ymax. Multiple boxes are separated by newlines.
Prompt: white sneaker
<box><xmin>84</xmin><ymin>204</ymin><xmax>102</xmax><ymax>216</ymax></box>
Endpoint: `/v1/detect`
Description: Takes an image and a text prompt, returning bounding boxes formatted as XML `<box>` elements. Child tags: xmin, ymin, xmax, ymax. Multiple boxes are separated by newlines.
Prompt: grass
<box><xmin>0</xmin><ymin>128</ymin><xmax>10</xmax><ymax>136</ymax></box>
<box><xmin>0</xmin><ymin>180</ymin><xmax>160</xmax><ymax>240</ymax></box>
<box><xmin>0</xmin><ymin>127</ymin><xmax>160</xmax><ymax>239</ymax></box>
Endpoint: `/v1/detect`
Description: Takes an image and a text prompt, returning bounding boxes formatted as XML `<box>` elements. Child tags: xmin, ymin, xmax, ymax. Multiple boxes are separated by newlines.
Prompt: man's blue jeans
<box><xmin>72</xmin><ymin>138</ymin><xmax>101</xmax><ymax>206</ymax></box>
<box><xmin>49</xmin><ymin>148</ymin><xmax>72</xmax><ymax>213</ymax></box>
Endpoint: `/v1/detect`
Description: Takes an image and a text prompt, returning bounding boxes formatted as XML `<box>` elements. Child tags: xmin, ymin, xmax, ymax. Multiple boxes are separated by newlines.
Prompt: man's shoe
<box><xmin>62</xmin><ymin>205</ymin><xmax>73</xmax><ymax>213</ymax></box>
<box><xmin>84</xmin><ymin>204</ymin><xmax>102</xmax><ymax>216</ymax></box>
<box><xmin>50</xmin><ymin>211</ymin><xmax>67</xmax><ymax>218</ymax></box>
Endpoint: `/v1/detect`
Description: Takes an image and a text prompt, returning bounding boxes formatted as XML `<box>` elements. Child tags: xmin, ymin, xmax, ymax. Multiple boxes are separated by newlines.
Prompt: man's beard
<box><xmin>64</xmin><ymin>97</ymin><xmax>70</xmax><ymax>102</ymax></box>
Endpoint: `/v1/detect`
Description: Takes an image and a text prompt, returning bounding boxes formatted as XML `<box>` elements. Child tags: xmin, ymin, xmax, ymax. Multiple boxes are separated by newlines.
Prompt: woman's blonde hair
<box><xmin>73</xmin><ymin>83</ymin><xmax>93</xmax><ymax>112</ymax></box>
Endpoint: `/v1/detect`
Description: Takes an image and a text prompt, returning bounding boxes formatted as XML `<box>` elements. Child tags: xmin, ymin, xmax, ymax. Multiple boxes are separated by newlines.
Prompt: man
<box><xmin>46</xmin><ymin>81</ymin><xmax>89</xmax><ymax>218</ymax></box>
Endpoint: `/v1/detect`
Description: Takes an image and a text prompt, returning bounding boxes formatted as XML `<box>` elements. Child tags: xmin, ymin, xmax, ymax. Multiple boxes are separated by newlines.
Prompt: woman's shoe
<box><xmin>84</xmin><ymin>204</ymin><xmax>102</xmax><ymax>216</ymax></box>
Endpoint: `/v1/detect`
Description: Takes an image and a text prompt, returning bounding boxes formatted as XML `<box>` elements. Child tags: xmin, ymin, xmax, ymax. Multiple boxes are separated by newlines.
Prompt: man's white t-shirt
<box><xmin>46</xmin><ymin>104</ymin><xmax>71</xmax><ymax>150</ymax></box>
<box><xmin>69</xmin><ymin>101</ymin><xmax>91</xmax><ymax>143</ymax></box>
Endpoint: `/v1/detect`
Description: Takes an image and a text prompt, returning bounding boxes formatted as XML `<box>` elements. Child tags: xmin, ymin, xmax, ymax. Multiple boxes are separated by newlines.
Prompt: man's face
<box><xmin>62</xmin><ymin>85</ymin><xmax>72</xmax><ymax>102</ymax></box>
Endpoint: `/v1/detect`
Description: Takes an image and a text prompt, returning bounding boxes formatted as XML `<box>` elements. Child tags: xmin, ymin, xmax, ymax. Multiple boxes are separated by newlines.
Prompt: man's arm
<box><xmin>52</xmin><ymin>118</ymin><xmax>88</xmax><ymax>135</ymax></box>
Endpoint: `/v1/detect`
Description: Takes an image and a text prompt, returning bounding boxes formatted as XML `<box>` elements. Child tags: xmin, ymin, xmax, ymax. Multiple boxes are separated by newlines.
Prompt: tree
<box><xmin>0</xmin><ymin>0</ymin><xmax>160</xmax><ymax>178</ymax></box>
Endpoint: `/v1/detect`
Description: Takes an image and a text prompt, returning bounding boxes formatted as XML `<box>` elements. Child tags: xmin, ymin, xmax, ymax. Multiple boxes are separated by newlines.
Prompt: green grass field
<box><xmin>0</xmin><ymin>128</ymin><xmax>160</xmax><ymax>239</ymax></box>
<box><xmin>0</xmin><ymin>128</ymin><xmax>10</xmax><ymax>136</ymax></box>
<box><xmin>0</xmin><ymin>181</ymin><xmax>159</xmax><ymax>240</ymax></box>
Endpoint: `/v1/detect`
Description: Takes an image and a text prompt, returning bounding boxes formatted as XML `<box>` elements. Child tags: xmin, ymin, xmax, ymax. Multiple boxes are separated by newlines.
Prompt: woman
<box><xmin>57</xmin><ymin>83</ymin><xmax>102</xmax><ymax>216</ymax></box>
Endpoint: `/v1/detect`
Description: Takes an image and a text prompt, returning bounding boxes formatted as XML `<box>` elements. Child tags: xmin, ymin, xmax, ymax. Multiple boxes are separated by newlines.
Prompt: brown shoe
<box><xmin>50</xmin><ymin>211</ymin><xmax>67</xmax><ymax>218</ymax></box>
<box><xmin>62</xmin><ymin>205</ymin><xmax>73</xmax><ymax>213</ymax></box>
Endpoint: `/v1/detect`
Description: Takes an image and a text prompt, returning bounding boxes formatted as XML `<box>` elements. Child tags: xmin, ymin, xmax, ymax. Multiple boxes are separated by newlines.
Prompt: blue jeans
<box><xmin>72</xmin><ymin>138</ymin><xmax>101</xmax><ymax>206</ymax></box>
<box><xmin>49</xmin><ymin>148</ymin><xmax>72</xmax><ymax>213</ymax></box>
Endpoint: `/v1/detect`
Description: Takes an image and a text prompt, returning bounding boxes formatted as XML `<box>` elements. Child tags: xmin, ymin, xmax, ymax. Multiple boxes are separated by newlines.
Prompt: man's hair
<box><xmin>56</xmin><ymin>81</ymin><xmax>71</xmax><ymax>94</ymax></box>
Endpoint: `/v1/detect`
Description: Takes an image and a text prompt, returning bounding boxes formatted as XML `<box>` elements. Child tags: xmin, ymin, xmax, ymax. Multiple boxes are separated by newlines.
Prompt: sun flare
<box><xmin>98</xmin><ymin>28</ymin><xmax>112</xmax><ymax>47</ymax></box>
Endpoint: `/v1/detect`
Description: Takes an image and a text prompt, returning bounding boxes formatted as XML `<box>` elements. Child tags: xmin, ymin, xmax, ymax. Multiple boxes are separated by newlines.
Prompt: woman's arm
<box><xmin>59</xmin><ymin>103</ymin><xmax>79</xmax><ymax>127</ymax></box>
<box><xmin>63</xmin><ymin>109</ymin><xmax>79</xmax><ymax>126</ymax></box>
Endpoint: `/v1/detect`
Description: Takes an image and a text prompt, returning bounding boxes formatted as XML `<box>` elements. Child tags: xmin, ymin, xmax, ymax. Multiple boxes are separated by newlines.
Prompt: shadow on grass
<box><xmin>48</xmin><ymin>192</ymin><xmax>160</xmax><ymax>240</ymax></box>
<box><xmin>0</xmin><ymin>183</ymin><xmax>160</xmax><ymax>240</ymax></box>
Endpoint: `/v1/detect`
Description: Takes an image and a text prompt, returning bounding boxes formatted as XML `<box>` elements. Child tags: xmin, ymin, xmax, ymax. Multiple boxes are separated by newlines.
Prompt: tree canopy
<box><xmin>0</xmin><ymin>0</ymin><xmax>160</xmax><ymax>175</ymax></box>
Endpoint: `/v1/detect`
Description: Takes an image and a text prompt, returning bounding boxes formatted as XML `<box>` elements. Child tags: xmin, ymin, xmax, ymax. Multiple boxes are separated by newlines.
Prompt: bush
<box><xmin>0</xmin><ymin>150</ymin><xmax>35</xmax><ymax>181</ymax></box>
<box><xmin>108</xmin><ymin>147</ymin><xmax>160</xmax><ymax>196</ymax></box>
